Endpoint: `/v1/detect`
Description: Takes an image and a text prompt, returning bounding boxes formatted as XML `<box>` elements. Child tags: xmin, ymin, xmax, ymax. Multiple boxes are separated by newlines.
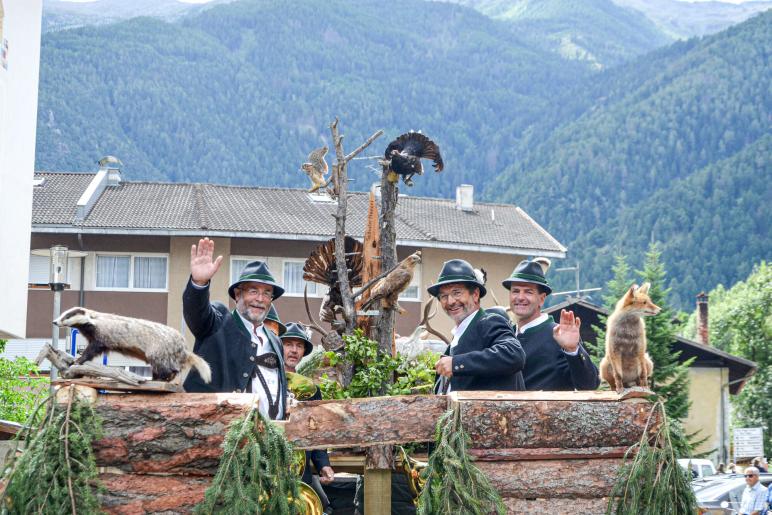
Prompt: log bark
<box><xmin>503</xmin><ymin>497</ymin><xmax>610</xmax><ymax>514</ymax></box>
<box><xmin>99</xmin><ymin>473</ymin><xmax>209</xmax><ymax>514</ymax></box>
<box><xmin>458</xmin><ymin>398</ymin><xmax>657</xmax><ymax>449</ymax></box>
<box><xmin>282</xmin><ymin>394</ymin><xmax>446</xmax><ymax>450</ymax></box>
<box><xmin>477</xmin><ymin>459</ymin><xmax>621</xmax><ymax>498</ymax></box>
<box><xmin>469</xmin><ymin>446</ymin><xmax>630</xmax><ymax>461</ymax></box>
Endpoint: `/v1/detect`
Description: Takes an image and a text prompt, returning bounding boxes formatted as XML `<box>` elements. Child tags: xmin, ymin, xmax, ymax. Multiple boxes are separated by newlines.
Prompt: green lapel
<box><xmin>456</xmin><ymin>308</ymin><xmax>485</xmax><ymax>349</ymax></box>
<box><xmin>231</xmin><ymin>309</ymin><xmax>251</xmax><ymax>337</ymax></box>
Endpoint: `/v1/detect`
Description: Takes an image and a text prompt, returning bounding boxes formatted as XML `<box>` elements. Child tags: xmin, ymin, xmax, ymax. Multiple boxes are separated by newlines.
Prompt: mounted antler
<box><xmin>304</xmin><ymin>285</ymin><xmax>345</xmax><ymax>351</ymax></box>
<box><xmin>421</xmin><ymin>298</ymin><xmax>451</xmax><ymax>346</ymax></box>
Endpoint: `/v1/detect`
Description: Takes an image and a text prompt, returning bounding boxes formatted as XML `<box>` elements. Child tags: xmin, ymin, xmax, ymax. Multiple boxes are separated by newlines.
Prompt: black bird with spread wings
<box><xmin>384</xmin><ymin>132</ymin><xmax>443</xmax><ymax>186</ymax></box>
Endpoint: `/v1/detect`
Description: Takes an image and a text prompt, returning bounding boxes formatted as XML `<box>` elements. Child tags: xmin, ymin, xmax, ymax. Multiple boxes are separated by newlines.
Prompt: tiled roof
<box><xmin>32</xmin><ymin>172</ymin><xmax>566</xmax><ymax>256</ymax></box>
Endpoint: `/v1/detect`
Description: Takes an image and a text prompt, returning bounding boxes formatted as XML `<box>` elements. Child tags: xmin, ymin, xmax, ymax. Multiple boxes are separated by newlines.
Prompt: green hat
<box><xmin>502</xmin><ymin>260</ymin><xmax>551</xmax><ymax>295</ymax></box>
<box><xmin>228</xmin><ymin>260</ymin><xmax>284</xmax><ymax>300</ymax></box>
<box><xmin>265</xmin><ymin>305</ymin><xmax>287</xmax><ymax>336</ymax></box>
<box><xmin>427</xmin><ymin>259</ymin><xmax>487</xmax><ymax>298</ymax></box>
<box><xmin>280</xmin><ymin>322</ymin><xmax>313</xmax><ymax>356</ymax></box>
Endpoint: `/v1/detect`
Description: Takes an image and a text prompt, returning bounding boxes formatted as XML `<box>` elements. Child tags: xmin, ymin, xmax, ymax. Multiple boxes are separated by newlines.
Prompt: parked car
<box><xmin>680</xmin><ymin>458</ymin><xmax>718</xmax><ymax>479</ymax></box>
<box><xmin>694</xmin><ymin>473</ymin><xmax>772</xmax><ymax>514</ymax></box>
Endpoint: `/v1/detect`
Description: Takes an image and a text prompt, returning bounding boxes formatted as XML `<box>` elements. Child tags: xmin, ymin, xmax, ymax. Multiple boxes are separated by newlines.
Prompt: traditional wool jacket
<box><xmin>182</xmin><ymin>278</ymin><xmax>288</xmax><ymax>418</ymax></box>
<box><xmin>437</xmin><ymin>308</ymin><xmax>526</xmax><ymax>392</ymax></box>
<box><xmin>516</xmin><ymin>317</ymin><xmax>600</xmax><ymax>391</ymax></box>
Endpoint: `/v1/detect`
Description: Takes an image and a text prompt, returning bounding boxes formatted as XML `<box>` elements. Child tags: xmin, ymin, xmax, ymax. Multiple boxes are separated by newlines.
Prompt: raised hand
<box><xmin>553</xmin><ymin>309</ymin><xmax>581</xmax><ymax>353</ymax></box>
<box><xmin>190</xmin><ymin>237</ymin><xmax>223</xmax><ymax>286</ymax></box>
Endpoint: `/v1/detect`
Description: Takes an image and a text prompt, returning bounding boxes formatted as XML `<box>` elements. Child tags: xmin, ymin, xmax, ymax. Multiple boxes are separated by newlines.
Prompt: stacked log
<box><xmin>86</xmin><ymin>389</ymin><xmax>656</xmax><ymax>514</ymax></box>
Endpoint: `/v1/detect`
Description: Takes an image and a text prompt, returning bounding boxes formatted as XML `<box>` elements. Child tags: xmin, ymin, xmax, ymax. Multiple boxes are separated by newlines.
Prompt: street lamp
<box><xmin>32</xmin><ymin>246</ymin><xmax>87</xmax><ymax>386</ymax></box>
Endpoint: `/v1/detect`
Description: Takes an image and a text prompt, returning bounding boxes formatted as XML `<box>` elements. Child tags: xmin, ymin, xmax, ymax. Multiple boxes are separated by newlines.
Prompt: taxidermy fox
<box><xmin>600</xmin><ymin>283</ymin><xmax>661</xmax><ymax>392</ymax></box>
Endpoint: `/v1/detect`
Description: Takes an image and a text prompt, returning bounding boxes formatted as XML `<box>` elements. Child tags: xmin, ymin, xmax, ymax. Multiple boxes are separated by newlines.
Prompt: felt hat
<box><xmin>280</xmin><ymin>322</ymin><xmax>313</xmax><ymax>357</ymax></box>
<box><xmin>502</xmin><ymin>259</ymin><xmax>552</xmax><ymax>295</ymax></box>
<box><xmin>228</xmin><ymin>260</ymin><xmax>285</xmax><ymax>300</ymax></box>
<box><xmin>427</xmin><ymin>259</ymin><xmax>487</xmax><ymax>298</ymax></box>
<box><xmin>265</xmin><ymin>305</ymin><xmax>287</xmax><ymax>336</ymax></box>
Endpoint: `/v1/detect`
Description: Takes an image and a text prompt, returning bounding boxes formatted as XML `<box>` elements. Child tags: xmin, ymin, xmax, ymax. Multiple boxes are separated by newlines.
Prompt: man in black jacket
<box><xmin>429</xmin><ymin>259</ymin><xmax>526</xmax><ymax>393</ymax></box>
<box><xmin>183</xmin><ymin>237</ymin><xmax>288</xmax><ymax>420</ymax></box>
<box><xmin>503</xmin><ymin>259</ymin><xmax>600</xmax><ymax>391</ymax></box>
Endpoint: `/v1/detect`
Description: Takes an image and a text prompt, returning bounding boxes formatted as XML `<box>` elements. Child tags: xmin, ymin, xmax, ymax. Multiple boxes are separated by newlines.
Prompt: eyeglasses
<box><xmin>744</xmin><ymin>474</ymin><xmax>757</xmax><ymax>478</ymax></box>
<box><xmin>239</xmin><ymin>287</ymin><xmax>273</xmax><ymax>300</ymax></box>
<box><xmin>438</xmin><ymin>289</ymin><xmax>467</xmax><ymax>303</ymax></box>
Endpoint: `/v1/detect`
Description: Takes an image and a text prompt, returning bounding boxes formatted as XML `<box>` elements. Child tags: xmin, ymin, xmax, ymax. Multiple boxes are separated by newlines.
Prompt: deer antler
<box><xmin>421</xmin><ymin>298</ymin><xmax>451</xmax><ymax>346</ymax></box>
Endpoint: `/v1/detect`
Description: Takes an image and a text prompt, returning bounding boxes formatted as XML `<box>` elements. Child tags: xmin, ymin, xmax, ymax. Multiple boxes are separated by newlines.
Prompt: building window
<box><xmin>28</xmin><ymin>254</ymin><xmax>81</xmax><ymax>286</ymax></box>
<box><xmin>283</xmin><ymin>260</ymin><xmax>317</xmax><ymax>296</ymax></box>
<box><xmin>133</xmin><ymin>256</ymin><xmax>166</xmax><ymax>289</ymax></box>
<box><xmin>96</xmin><ymin>254</ymin><xmax>167</xmax><ymax>290</ymax></box>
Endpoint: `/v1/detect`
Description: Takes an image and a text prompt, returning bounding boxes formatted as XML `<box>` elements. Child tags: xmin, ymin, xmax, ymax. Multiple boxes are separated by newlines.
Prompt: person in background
<box><xmin>717</xmin><ymin>462</ymin><xmax>726</xmax><ymax>474</ymax></box>
<box><xmin>264</xmin><ymin>304</ymin><xmax>287</xmax><ymax>337</ymax></box>
<box><xmin>739</xmin><ymin>467</ymin><xmax>767</xmax><ymax>515</ymax></box>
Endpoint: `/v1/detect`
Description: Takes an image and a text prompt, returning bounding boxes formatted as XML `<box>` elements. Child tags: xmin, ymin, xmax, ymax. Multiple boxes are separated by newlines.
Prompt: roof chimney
<box><xmin>696</xmin><ymin>292</ymin><xmax>709</xmax><ymax>345</ymax></box>
<box><xmin>456</xmin><ymin>184</ymin><xmax>474</xmax><ymax>211</ymax></box>
<box><xmin>98</xmin><ymin>155</ymin><xmax>123</xmax><ymax>186</ymax></box>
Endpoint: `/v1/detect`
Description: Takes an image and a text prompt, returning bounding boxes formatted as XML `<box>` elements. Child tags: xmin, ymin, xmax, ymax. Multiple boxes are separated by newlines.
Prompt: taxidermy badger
<box><xmin>599</xmin><ymin>283</ymin><xmax>660</xmax><ymax>392</ymax></box>
<box><xmin>54</xmin><ymin>307</ymin><xmax>211</xmax><ymax>384</ymax></box>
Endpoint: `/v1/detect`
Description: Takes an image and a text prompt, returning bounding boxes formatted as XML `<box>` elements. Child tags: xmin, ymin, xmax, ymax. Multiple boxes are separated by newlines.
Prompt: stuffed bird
<box><xmin>360</xmin><ymin>252</ymin><xmax>422</xmax><ymax>314</ymax></box>
<box><xmin>303</xmin><ymin>236</ymin><xmax>364</xmax><ymax>324</ymax></box>
<box><xmin>384</xmin><ymin>132</ymin><xmax>443</xmax><ymax>186</ymax></box>
<box><xmin>301</xmin><ymin>146</ymin><xmax>330</xmax><ymax>194</ymax></box>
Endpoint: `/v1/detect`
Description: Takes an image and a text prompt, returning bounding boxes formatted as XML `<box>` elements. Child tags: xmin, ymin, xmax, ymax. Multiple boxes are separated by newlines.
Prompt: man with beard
<box><xmin>429</xmin><ymin>259</ymin><xmax>526</xmax><ymax>393</ymax></box>
<box><xmin>183</xmin><ymin>237</ymin><xmax>288</xmax><ymax>420</ymax></box>
<box><xmin>504</xmin><ymin>259</ymin><xmax>599</xmax><ymax>391</ymax></box>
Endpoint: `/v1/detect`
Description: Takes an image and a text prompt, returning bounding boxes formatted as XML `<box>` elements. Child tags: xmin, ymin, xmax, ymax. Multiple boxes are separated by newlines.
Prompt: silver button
<box><xmin>234</xmin><ymin>389</ymin><xmax>242</xmax><ymax>393</ymax></box>
<box><xmin>454</xmin><ymin>366</ymin><xmax>459</xmax><ymax>370</ymax></box>
<box><xmin>243</xmin><ymin>373</ymin><xmax>249</xmax><ymax>378</ymax></box>
<box><xmin>460</xmin><ymin>364</ymin><xmax>464</xmax><ymax>369</ymax></box>
<box><xmin>249</xmin><ymin>356</ymin><xmax>255</xmax><ymax>362</ymax></box>
<box><xmin>252</xmin><ymin>343</ymin><xmax>257</xmax><ymax>348</ymax></box>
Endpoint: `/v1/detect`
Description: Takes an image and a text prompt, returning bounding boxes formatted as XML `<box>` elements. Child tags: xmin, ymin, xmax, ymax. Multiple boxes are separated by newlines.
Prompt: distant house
<box><xmin>545</xmin><ymin>297</ymin><xmax>757</xmax><ymax>465</ymax></box>
<box><xmin>5</xmin><ymin>163</ymin><xmax>566</xmax><ymax>375</ymax></box>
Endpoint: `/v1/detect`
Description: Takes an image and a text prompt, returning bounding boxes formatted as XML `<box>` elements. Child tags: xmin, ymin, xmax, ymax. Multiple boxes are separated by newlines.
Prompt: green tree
<box><xmin>638</xmin><ymin>244</ymin><xmax>693</xmax><ymax>422</ymax></box>
<box><xmin>683</xmin><ymin>262</ymin><xmax>772</xmax><ymax>455</ymax></box>
<box><xmin>0</xmin><ymin>340</ymin><xmax>49</xmax><ymax>423</ymax></box>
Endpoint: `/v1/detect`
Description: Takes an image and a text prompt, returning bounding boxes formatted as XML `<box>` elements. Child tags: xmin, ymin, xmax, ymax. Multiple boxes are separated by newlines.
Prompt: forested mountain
<box><xmin>34</xmin><ymin>0</ymin><xmax>771</xmax><ymax>309</ymax></box>
<box><xmin>612</xmin><ymin>0</ymin><xmax>772</xmax><ymax>39</ymax></box>
<box><xmin>445</xmin><ymin>0</ymin><xmax>672</xmax><ymax>68</ymax></box>
<box><xmin>35</xmin><ymin>0</ymin><xmax>591</xmax><ymax>198</ymax></box>
<box><xmin>486</xmin><ymin>11</ymin><xmax>771</xmax><ymax>308</ymax></box>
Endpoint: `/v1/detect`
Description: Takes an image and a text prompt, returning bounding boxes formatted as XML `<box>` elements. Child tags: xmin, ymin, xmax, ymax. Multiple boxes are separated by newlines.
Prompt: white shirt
<box><xmin>516</xmin><ymin>312</ymin><xmax>579</xmax><ymax>356</ymax></box>
<box><xmin>446</xmin><ymin>309</ymin><xmax>480</xmax><ymax>393</ymax></box>
<box><xmin>237</xmin><ymin>312</ymin><xmax>283</xmax><ymax>420</ymax></box>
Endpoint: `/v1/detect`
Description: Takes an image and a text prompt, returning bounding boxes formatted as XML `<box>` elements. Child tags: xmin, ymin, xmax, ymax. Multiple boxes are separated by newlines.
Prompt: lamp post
<box><xmin>48</xmin><ymin>245</ymin><xmax>69</xmax><ymax>384</ymax></box>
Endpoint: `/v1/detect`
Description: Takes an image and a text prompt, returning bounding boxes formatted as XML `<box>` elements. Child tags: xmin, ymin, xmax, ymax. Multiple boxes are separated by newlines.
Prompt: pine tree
<box><xmin>638</xmin><ymin>243</ymin><xmax>694</xmax><ymax>422</ymax></box>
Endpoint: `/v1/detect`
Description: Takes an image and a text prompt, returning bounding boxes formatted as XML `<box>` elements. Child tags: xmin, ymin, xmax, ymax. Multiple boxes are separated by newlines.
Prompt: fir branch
<box><xmin>1</xmin><ymin>389</ymin><xmax>103</xmax><ymax>515</ymax></box>
<box><xmin>195</xmin><ymin>402</ymin><xmax>303</xmax><ymax>515</ymax></box>
<box><xmin>417</xmin><ymin>404</ymin><xmax>505</xmax><ymax>515</ymax></box>
<box><xmin>607</xmin><ymin>399</ymin><xmax>697</xmax><ymax>515</ymax></box>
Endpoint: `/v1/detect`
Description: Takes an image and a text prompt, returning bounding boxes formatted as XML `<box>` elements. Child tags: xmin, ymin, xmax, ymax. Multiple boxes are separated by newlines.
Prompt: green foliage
<box><xmin>417</xmin><ymin>404</ymin><xmax>505</xmax><ymax>515</ymax></box>
<box><xmin>1</xmin><ymin>393</ymin><xmax>103</xmax><ymax>515</ymax></box>
<box><xmin>637</xmin><ymin>244</ymin><xmax>693</xmax><ymax>422</ymax></box>
<box><xmin>195</xmin><ymin>404</ymin><xmax>302</xmax><ymax>515</ymax></box>
<box><xmin>682</xmin><ymin>262</ymin><xmax>772</xmax><ymax>455</ymax></box>
<box><xmin>489</xmin><ymin>12</ymin><xmax>772</xmax><ymax>310</ymax></box>
<box><xmin>318</xmin><ymin>330</ymin><xmax>438</xmax><ymax>399</ymax></box>
<box><xmin>607</xmin><ymin>400</ymin><xmax>697</xmax><ymax>515</ymax></box>
<box><xmin>0</xmin><ymin>340</ymin><xmax>49</xmax><ymax>424</ymax></box>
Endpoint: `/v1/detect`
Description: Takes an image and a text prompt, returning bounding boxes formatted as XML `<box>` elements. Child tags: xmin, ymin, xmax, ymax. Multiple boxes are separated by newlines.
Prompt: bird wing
<box><xmin>384</xmin><ymin>132</ymin><xmax>443</xmax><ymax>172</ymax></box>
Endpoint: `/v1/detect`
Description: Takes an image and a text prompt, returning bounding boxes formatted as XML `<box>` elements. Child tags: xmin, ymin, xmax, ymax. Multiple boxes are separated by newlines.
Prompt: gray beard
<box><xmin>239</xmin><ymin>304</ymin><xmax>268</xmax><ymax>326</ymax></box>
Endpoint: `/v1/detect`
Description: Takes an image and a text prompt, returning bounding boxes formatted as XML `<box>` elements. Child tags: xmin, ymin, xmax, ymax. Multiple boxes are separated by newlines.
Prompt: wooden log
<box><xmin>55</xmin><ymin>378</ymin><xmax>182</xmax><ymax>393</ymax></box>
<box><xmin>449</xmin><ymin>388</ymin><xmax>653</xmax><ymax>402</ymax></box>
<box><xmin>477</xmin><ymin>459</ymin><xmax>621</xmax><ymax>498</ymax></box>
<box><xmin>92</xmin><ymin>393</ymin><xmax>252</xmax><ymax>475</ymax></box>
<box><xmin>458</xmin><ymin>398</ymin><xmax>657</xmax><ymax>449</ymax></box>
<box><xmin>99</xmin><ymin>473</ymin><xmax>209</xmax><ymax>514</ymax></box>
<box><xmin>282</xmin><ymin>394</ymin><xmax>447</xmax><ymax>450</ymax></box>
<box><xmin>470</xmin><ymin>446</ymin><xmax>630</xmax><ymax>461</ymax></box>
<box><xmin>503</xmin><ymin>497</ymin><xmax>610</xmax><ymax>514</ymax></box>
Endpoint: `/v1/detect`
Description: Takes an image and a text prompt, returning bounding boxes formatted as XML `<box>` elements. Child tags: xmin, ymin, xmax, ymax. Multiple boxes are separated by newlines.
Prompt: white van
<box><xmin>678</xmin><ymin>458</ymin><xmax>717</xmax><ymax>479</ymax></box>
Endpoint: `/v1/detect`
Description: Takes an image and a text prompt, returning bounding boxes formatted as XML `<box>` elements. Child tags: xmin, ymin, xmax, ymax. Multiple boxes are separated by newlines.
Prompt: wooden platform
<box><xmin>53</xmin><ymin>378</ymin><xmax>183</xmax><ymax>393</ymax></box>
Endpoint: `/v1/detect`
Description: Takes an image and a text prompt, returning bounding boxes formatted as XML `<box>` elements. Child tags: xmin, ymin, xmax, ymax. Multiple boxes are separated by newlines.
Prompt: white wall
<box><xmin>0</xmin><ymin>0</ymin><xmax>42</xmax><ymax>338</ymax></box>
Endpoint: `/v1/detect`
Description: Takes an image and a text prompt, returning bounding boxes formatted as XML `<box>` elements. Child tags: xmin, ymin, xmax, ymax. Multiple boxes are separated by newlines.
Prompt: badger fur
<box><xmin>54</xmin><ymin>307</ymin><xmax>211</xmax><ymax>385</ymax></box>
